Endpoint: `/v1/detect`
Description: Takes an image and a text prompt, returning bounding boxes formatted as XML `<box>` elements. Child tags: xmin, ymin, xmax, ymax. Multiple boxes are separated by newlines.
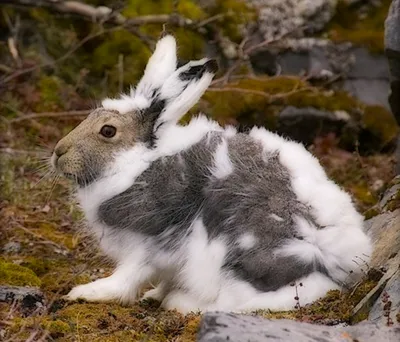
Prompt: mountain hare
<box><xmin>52</xmin><ymin>34</ymin><xmax>372</xmax><ymax>314</ymax></box>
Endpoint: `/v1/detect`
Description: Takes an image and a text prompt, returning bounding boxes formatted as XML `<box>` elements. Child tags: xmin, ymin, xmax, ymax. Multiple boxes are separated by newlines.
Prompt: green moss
<box><xmin>35</xmin><ymin>76</ymin><xmax>65</xmax><ymax>112</ymax></box>
<box><xmin>91</xmin><ymin>30</ymin><xmax>151</xmax><ymax>95</ymax></box>
<box><xmin>175</xmin><ymin>29</ymin><xmax>206</xmax><ymax>60</ymax></box>
<box><xmin>363</xmin><ymin>105</ymin><xmax>399</xmax><ymax>149</ymax></box>
<box><xmin>363</xmin><ymin>207</ymin><xmax>380</xmax><ymax>220</ymax></box>
<box><xmin>201</xmin><ymin>77</ymin><xmax>304</xmax><ymax>126</ymax></box>
<box><xmin>205</xmin><ymin>0</ymin><xmax>255</xmax><ymax>42</ymax></box>
<box><xmin>351</xmin><ymin>185</ymin><xmax>377</xmax><ymax>207</ymax></box>
<box><xmin>383</xmin><ymin>188</ymin><xmax>400</xmax><ymax>212</ymax></box>
<box><xmin>0</xmin><ymin>260</ymin><xmax>41</xmax><ymax>286</ymax></box>
<box><xmin>326</xmin><ymin>0</ymin><xmax>392</xmax><ymax>53</ymax></box>
<box><xmin>43</xmin><ymin>302</ymin><xmax>201</xmax><ymax>341</ymax></box>
<box><xmin>27</xmin><ymin>221</ymin><xmax>76</xmax><ymax>250</ymax></box>
<box><xmin>257</xmin><ymin>278</ymin><xmax>378</xmax><ymax>323</ymax></box>
<box><xmin>123</xmin><ymin>0</ymin><xmax>205</xmax><ymax>20</ymax></box>
<box><xmin>42</xmin><ymin>319</ymin><xmax>72</xmax><ymax>334</ymax></box>
<box><xmin>202</xmin><ymin>77</ymin><xmax>362</xmax><ymax>127</ymax></box>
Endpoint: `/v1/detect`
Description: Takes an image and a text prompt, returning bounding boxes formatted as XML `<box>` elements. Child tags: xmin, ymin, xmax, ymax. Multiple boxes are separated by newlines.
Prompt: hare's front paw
<box><xmin>142</xmin><ymin>287</ymin><xmax>165</xmax><ymax>302</ymax></box>
<box><xmin>64</xmin><ymin>279</ymin><xmax>120</xmax><ymax>303</ymax></box>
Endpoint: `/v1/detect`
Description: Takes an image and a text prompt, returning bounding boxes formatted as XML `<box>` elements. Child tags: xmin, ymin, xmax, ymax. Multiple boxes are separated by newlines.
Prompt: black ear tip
<box><xmin>160</xmin><ymin>29</ymin><xmax>174</xmax><ymax>39</ymax></box>
<box><xmin>204</xmin><ymin>59</ymin><xmax>219</xmax><ymax>74</ymax></box>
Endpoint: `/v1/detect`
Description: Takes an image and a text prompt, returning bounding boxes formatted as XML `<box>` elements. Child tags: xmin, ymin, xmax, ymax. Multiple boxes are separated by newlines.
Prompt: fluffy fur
<box><xmin>52</xmin><ymin>34</ymin><xmax>372</xmax><ymax>314</ymax></box>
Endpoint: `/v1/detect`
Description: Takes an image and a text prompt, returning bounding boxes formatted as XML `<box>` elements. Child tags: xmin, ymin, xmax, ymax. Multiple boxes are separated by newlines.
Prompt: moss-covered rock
<box><xmin>326</xmin><ymin>0</ymin><xmax>392</xmax><ymax>53</ymax></box>
<box><xmin>0</xmin><ymin>260</ymin><xmax>41</xmax><ymax>287</ymax></box>
<box><xmin>202</xmin><ymin>76</ymin><xmax>397</xmax><ymax>153</ymax></box>
<box><xmin>362</xmin><ymin>105</ymin><xmax>400</xmax><ymax>151</ymax></box>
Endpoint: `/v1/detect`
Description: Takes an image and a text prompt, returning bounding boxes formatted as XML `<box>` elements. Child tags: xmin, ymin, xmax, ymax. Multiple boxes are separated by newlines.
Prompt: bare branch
<box><xmin>207</xmin><ymin>84</ymin><xmax>316</xmax><ymax>104</ymax></box>
<box><xmin>1</xmin><ymin>26</ymin><xmax>120</xmax><ymax>84</ymax></box>
<box><xmin>9</xmin><ymin>109</ymin><xmax>91</xmax><ymax>123</ymax></box>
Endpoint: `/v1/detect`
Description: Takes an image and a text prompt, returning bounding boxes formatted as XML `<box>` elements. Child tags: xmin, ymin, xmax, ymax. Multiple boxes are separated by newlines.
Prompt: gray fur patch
<box><xmin>98</xmin><ymin>133</ymin><xmax>222</xmax><ymax>245</ymax></box>
<box><xmin>98</xmin><ymin>131</ymin><xmax>330</xmax><ymax>292</ymax></box>
<box><xmin>201</xmin><ymin>133</ymin><xmax>328</xmax><ymax>291</ymax></box>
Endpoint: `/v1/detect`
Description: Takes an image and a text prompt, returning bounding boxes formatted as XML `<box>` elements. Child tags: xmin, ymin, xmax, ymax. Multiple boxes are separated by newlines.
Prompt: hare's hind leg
<box><xmin>142</xmin><ymin>280</ymin><xmax>171</xmax><ymax>302</ymax></box>
<box><xmin>234</xmin><ymin>272</ymin><xmax>340</xmax><ymax>313</ymax></box>
<box><xmin>161</xmin><ymin>290</ymin><xmax>208</xmax><ymax>314</ymax></box>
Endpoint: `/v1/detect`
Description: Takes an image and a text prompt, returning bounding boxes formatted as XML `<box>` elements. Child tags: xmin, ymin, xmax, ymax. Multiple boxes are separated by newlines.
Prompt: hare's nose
<box><xmin>54</xmin><ymin>143</ymin><xmax>68</xmax><ymax>157</ymax></box>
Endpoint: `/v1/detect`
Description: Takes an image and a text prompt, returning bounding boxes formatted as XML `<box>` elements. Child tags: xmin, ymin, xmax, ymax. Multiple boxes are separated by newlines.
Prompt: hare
<box><xmin>52</xmin><ymin>34</ymin><xmax>372</xmax><ymax>314</ymax></box>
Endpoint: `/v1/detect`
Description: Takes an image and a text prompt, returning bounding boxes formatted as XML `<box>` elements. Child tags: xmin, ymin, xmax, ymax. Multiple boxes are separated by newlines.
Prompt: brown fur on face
<box><xmin>52</xmin><ymin>108</ymin><xmax>145</xmax><ymax>186</ymax></box>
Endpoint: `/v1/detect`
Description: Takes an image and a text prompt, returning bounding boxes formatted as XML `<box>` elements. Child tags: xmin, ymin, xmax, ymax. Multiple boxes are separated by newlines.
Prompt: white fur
<box><xmin>210</xmin><ymin>139</ymin><xmax>234</xmax><ymax>179</ymax></box>
<box><xmin>234</xmin><ymin>272</ymin><xmax>340</xmax><ymax>312</ymax></box>
<box><xmin>65</xmin><ymin>247</ymin><xmax>154</xmax><ymax>304</ymax></box>
<box><xmin>136</xmin><ymin>35</ymin><xmax>177</xmax><ymax>96</ymax></box>
<box><xmin>250</xmin><ymin>127</ymin><xmax>372</xmax><ymax>284</ymax></box>
<box><xmin>223</xmin><ymin>125</ymin><xmax>237</xmax><ymax>138</ymax></box>
<box><xmin>179</xmin><ymin>218</ymin><xmax>227</xmax><ymax>304</ymax></box>
<box><xmin>156</xmin><ymin>58</ymin><xmax>215</xmax><ymax>126</ymax></box>
<box><xmin>155</xmin><ymin>115</ymin><xmax>223</xmax><ymax>155</ymax></box>
<box><xmin>237</xmin><ymin>233</ymin><xmax>257</xmax><ymax>249</ymax></box>
<box><xmin>76</xmin><ymin>143</ymin><xmax>155</xmax><ymax>225</ymax></box>
<box><xmin>269</xmin><ymin>213</ymin><xmax>284</xmax><ymax>222</ymax></box>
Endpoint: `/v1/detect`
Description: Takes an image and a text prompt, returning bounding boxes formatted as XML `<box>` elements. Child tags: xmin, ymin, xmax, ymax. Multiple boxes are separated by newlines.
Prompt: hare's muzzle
<box><xmin>51</xmin><ymin>141</ymin><xmax>73</xmax><ymax>176</ymax></box>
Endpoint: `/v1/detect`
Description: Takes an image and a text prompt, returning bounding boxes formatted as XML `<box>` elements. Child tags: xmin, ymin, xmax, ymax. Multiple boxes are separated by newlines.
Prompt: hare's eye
<box><xmin>100</xmin><ymin>125</ymin><xmax>116</xmax><ymax>138</ymax></box>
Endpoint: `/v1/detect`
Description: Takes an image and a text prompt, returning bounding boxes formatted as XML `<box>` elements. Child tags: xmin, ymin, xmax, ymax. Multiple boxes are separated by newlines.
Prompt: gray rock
<box><xmin>351</xmin><ymin>255</ymin><xmax>399</xmax><ymax>324</ymax></box>
<box><xmin>369</xmin><ymin>266</ymin><xmax>400</xmax><ymax>326</ymax></box>
<box><xmin>385</xmin><ymin>0</ymin><xmax>400</xmax><ymax>55</ymax></box>
<box><xmin>364</xmin><ymin>209</ymin><xmax>400</xmax><ymax>268</ymax></box>
<box><xmin>337</xmin><ymin>47</ymin><xmax>391</xmax><ymax>109</ymax></box>
<box><xmin>251</xmin><ymin>40</ymin><xmax>391</xmax><ymax>109</ymax></box>
<box><xmin>385</xmin><ymin>0</ymin><xmax>400</xmax><ymax>172</ymax></box>
<box><xmin>197</xmin><ymin>312</ymin><xmax>400</xmax><ymax>342</ymax></box>
<box><xmin>277</xmin><ymin>51</ymin><xmax>312</xmax><ymax>75</ymax></box>
<box><xmin>0</xmin><ymin>286</ymin><xmax>45</xmax><ymax>316</ymax></box>
<box><xmin>2</xmin><ymin>241</ymin><xmax>21</xmax><ymax>254</ymax></box>
<box><xmin>249</xmin><ymin>49</ymin><xmax>278</xmax><ymax>76</ymax></box>
<box><xmin>248</xmin><ymin>0</ymin><xmax>337</xmax><ymax>42</ymax></box>
<box><xmin>277</xmin><ymin>106</ymin><xmax>355</xmax><ymax>146</ymax></box>
<box><xmin>376</xmin><ymin>177</ymin><xmax>400</xmax><ymax>211</ymax></box>
<box><xmin>341</xmin><ymin>79</ymin><xmax>390</xmax><ymax>109</ymax></box>
<box><xmin>346</xmin><ymin>47</ymin><xmax>390</xmax><ymax>79</ymax></box>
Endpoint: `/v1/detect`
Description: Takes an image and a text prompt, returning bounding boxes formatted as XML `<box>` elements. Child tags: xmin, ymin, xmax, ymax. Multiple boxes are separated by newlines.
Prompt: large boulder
<box><xmin>352</xmin><ymin>178</ymin><xmax>400</xmax><ymax>324</ymax></box>
<box><xmin>197</xmin><ymin>312</ymin><xmax>399</xmax><ymax>342</ymax></box>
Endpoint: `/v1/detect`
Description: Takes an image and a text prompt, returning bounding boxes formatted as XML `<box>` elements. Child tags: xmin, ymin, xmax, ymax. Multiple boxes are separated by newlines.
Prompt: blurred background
<box><xmin>0</xmin><ymin>1</ymin><xmax>399</xmax><ymax>341</ymax></box>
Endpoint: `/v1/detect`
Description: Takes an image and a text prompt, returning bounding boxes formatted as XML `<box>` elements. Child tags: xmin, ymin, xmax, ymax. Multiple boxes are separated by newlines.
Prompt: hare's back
<box><xmin>203</xmin><ymin>132</ymin><xmax>314</xmax><ymax>240</ymax></box>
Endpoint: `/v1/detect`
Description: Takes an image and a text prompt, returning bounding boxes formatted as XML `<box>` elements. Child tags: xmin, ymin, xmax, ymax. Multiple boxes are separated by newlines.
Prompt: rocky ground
<box><xmin>1</xmin><ymin>0</ymin><xmax>400</xmax><ymax>341</ymax></box>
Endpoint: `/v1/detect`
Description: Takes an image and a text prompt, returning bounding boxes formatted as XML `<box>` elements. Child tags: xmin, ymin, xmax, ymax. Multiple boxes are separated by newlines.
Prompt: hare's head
<box><xmin>52</xmin><ymin>34</ymin><xmax>217</xmax><ymax>187</ymax></box>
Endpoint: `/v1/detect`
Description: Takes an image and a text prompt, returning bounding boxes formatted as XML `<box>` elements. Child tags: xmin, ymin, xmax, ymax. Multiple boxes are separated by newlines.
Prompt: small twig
<box><xmin>15</xmin><ymin>222</ymin><xmax>67</xmax><ymax>251</ymax></box>
<box><xmin>118</xmin><ymin>54</ymin><xmax>124</xmax><ymax>93</ymax></box>
<box><xmin>244</xmin><ymin>25</ymin><xmax>307</xmax><ymax>56</ymax></box>
<box><xmin>207</xmin><ymin>85</ymin><xmax>315</xmax><ymax>103</ymax></box>
<box><xmin>196</xmin><ymin>13</ymin><xmax>225</xmax><ymax>28</ymax></box>
<box><xmin>0</xmin><ymin>63</ymin><xmax>13</xmax><ymax>74</ymax></box>
<box><xmin>207</xmin><ymin>86</ymin><xmax>271</xmax><ymax>99</ymax></box>
<box><xmin>0</xmin><ymin>147</ymin><xmax>46</xmax><ymax>156</ymax></box>
<box><xmin>8</xmin><ymin>109</ymin><xmax>91</xmax><ymax>123</ymax></box>
<box><xmin>3</xmin><ymin>10</ymin><xmax>22</xmax><ymax>67</ymax></box>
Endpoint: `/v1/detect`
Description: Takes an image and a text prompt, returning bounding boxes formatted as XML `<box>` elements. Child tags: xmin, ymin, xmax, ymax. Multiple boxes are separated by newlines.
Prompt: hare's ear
<box><xmin>136</xmin><ymin>58</ymin><xmax>218</xmax><ymax>147</ymax></box>
<box><xmin>102</xmin><ymin>34</ymin><xmax>177</xmax><ymax>113</ymax></box>
<box><xmin>135</xmin><ymin>33</ymin><xmax>177</xmax><ymax>99</ymax></box>
<box><xmin>155</xmin><ymin>58</ymin><xmax>218</xmax><ymax>127</ymax></box>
